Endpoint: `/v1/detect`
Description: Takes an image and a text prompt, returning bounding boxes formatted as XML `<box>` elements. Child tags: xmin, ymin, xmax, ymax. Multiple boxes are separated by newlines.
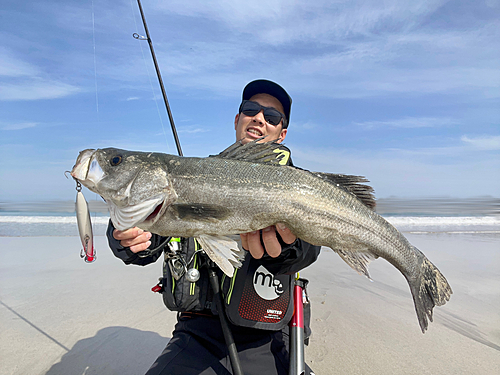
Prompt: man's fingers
<box><xmin>246</xmin><ymin>231</ymin><xmax>265</xmax><ymax>259</ymax></box>
<box><xmin>113</xmin><ymin>227</ymin><xmax>152</xmax><ymax>253</ymax></box>
<box><xmin>261</xmin><ymin>226</ymin><xmax>282</xmax><ymax>258</ymax></box>
<box><xmin>241</xmin><ymin>227</ymin><xmax>283</xmax><ymax>259</ymax></box>
<box><xmin>276</xmin><ymin>223</ymin><xmax>296</xmax><ymax>244</ymax></box>
<box><xmin>113</xmin><ymin>227</ymin><xmax>143</xmax><ymax>241</ymax></box>
<box><xmin>240</xmin><ymin>233</ymin><xmax>249</xmax><ymax>251</ymax></box>
<box><xmin>129</xmin><ymin>240</ymin><xmax>152</xmax><ymax>254</ymax></box>
<box><xmin>121</xmin><ymin>231</ymin><xmax>152</xmax><ymax>248</ymax></box>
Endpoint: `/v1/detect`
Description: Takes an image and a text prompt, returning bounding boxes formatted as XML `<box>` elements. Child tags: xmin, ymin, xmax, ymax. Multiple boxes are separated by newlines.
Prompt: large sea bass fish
<box><xmin>70</xmin><ymin>141</ymin><xmax>452</xmax><ymax>332</ymax></box>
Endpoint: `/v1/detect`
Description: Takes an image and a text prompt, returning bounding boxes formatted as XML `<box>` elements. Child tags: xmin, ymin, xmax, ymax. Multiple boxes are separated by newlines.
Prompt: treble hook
<box><xmin>64</xmin><ymin>170</ymin><xmax>82</xmax><ymax>192</ymax></box>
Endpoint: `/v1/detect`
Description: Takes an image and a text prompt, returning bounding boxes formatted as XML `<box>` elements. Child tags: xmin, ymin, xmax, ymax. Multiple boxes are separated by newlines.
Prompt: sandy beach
<box><xmin>1</xmin><ymin>232</ymin><xmax>499</xmax><ymax>375</ymax></box>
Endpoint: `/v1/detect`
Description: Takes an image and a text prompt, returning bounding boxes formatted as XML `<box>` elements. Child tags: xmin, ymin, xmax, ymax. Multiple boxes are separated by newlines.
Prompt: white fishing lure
<box><xmin>76</xmin><ymin>190</ymin><xmax>95</xmax><ymax>262</ymax></box>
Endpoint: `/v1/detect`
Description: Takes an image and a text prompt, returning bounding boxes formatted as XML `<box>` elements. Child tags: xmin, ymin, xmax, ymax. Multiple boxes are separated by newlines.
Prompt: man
<box><xmin>107</xmin><ymin>80</ymin><xmax>320</xmax><ymax>374</ymax></box>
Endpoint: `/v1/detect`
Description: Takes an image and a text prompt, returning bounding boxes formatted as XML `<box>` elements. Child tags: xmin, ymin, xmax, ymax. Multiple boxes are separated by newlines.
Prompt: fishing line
<box><xmin>90</xmin><ymin>0</ymin><xmax>101</xmax><ymax>232</ymax></box>
<box><xmin>91</xmin><ymin>0</ymin><xmax>99</xmax><ymax>118</ymax></box>
<box><xmin>128</xmin><ymin>0</ymin><xmax>172</xmax><ymax>153</ymax></box>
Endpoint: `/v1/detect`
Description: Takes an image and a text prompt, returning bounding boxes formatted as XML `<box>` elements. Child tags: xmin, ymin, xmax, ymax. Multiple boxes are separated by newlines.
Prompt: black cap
<box><xmin>242</xmin><ymin>79</ymin><xmax>292</xmax><ymax>128</ymax></box>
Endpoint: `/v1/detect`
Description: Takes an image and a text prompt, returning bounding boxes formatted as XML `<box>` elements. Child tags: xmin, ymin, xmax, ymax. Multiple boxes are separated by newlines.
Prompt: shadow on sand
<box><xmin>45</xmin><ymin>326</ymin><xmax>170</xmax><ymax>375</ymax></box>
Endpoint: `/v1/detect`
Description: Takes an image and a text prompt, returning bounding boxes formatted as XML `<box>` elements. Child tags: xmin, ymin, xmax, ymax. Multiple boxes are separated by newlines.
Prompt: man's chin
<box><xmin>248</xmin><ymin>133</ymin><xmax>267</xmax><ymax>142</ymax></box>
<box><xmin>240</xmin><ymin>136</ymin><xmax>257</xmax><ymax>145</ymax></box>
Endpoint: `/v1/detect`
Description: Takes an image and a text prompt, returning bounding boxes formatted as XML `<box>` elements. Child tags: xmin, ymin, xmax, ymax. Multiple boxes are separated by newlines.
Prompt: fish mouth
<box><xmin>71</xmin><ymin>149</ymin><xmax>95</xmax><ymax>181</ymax></box>
<box><xmin>71</xmin><ymin>149</ymin><xmax>105</xmax><ymax>189</ymax></box>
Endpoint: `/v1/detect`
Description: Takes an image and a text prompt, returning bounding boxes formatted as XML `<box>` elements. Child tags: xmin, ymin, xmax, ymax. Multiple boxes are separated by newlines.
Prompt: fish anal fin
<box><xmin>334</xmin><ymin>248</ymin><xmax>378</xmax><ymax>280</ymax></box>
<box><xmin>196</xmin><ymin>235</ymin><xmax>247</xmax><ymax>277</ymax></box>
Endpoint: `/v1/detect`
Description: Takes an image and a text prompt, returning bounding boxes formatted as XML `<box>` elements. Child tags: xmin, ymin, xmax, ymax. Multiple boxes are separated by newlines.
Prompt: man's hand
<box><xmin>240</xmin><ymin>223</ymin><xmax>296</xmax><ymax>259</ymax></box>
<box><xmin>113</xmin><ymin>227</ymin><xmax>152</xmax><ymax>253</ymax></box>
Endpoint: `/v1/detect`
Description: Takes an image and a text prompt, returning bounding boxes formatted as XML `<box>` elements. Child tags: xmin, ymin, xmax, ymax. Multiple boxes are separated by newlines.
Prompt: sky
<box><xmin>1</xmin><ymin>0</ymin><xmax>499</xmax><ymax>202</ymax></box>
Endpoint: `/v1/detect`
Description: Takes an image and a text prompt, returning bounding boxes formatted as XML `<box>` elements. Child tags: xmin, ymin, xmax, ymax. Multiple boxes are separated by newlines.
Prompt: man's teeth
<box><xmin>248</xmin><ymin>129</ymin><xmax>262</xmax><ymax>136</ymax></box>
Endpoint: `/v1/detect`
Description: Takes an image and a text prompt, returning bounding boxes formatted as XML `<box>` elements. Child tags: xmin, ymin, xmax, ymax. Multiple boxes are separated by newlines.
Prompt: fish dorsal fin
<box><xmin>310</xmin><ymin>172</ymin><xmax>376</xmax><ymax>210</ymax></box>
<box><xmin>214</xmin><ymin>140</ymin><xmax>375</xmax><ymax>209</ymax></box>
<box><xmin>212</xmin><ymin>138</ymin><xmax>291</xmax><ymax>166</ymax></box>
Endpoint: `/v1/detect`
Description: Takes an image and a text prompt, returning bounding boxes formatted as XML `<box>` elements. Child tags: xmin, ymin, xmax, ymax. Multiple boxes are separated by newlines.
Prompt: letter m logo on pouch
<box><xmin>253</xmin><ymin>265</ymin><xmax>284</xmax><ymax>300</ymax></box>
<box><xmin>254</xmin><ymin>270</ymin><xmax>273</xmax><ymax>287</ymax></box>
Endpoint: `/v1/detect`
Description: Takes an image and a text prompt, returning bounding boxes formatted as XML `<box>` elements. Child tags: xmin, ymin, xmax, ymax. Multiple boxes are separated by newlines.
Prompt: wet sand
<box><xmin>0</xmin><ymin>233</ymin><xmax>499</xmax><ymax>374</ymax></box>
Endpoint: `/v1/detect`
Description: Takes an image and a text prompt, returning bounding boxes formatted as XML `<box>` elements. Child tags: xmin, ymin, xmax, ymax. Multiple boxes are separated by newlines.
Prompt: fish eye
<box><xmin>110</xmin><ymin>155</ymin><xmax>123</xmax><ymax>166</ymax></box>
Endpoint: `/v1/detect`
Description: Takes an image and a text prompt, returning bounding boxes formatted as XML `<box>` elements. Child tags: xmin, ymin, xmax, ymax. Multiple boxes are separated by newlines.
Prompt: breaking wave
<box><xmin>0</xmin><ymin>215</ymin><xmax>110</xmax><ymax>237</ymax></box>
<box><xmin>0</xmin><ymin>214</ymin><xmax>498</xmax><ymax>237</ymax></box>
<box><xmin>0</xmin><ymin>216</ymin><xmax>109</xmax><ymax>224</ymax></box>
<box><xmin>384</xmin><ymin>216</ymin><xmax>500</xmax><ymax>233</ymax></box>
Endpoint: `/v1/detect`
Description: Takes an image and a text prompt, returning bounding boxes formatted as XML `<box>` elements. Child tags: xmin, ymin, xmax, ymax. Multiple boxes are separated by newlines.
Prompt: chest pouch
<box><xmin>222</xmin><ymin>252</ymin><xmax>294</xmax><ymax>331</ymax></box>
<box><xmin>162</xmin><ymin>238</ymin><xmax>212</xmax><ymax>312</ymax></box>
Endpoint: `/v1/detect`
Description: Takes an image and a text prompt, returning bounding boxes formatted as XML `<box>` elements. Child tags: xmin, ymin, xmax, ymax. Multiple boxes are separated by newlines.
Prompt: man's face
<box><xmin>234</xmin><ymin>93</ymin><xmax>288</xmax><ymax>145</ymax></box>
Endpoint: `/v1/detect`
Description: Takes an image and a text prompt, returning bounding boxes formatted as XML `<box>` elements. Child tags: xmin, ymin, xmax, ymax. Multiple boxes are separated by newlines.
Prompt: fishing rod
<box><xmin>133</xmin><ymin>2</ymin><xmax>244</xmax><ymax>375</ymax></box>
<box><xmin>289</xmin><ymin>278</ymin><xmax>308</xmax><ymax>375</ymax></box>
<box><xmin>133</xmin><ymin>0</ymin><xmax>183</xmax><ymax>156</ymax></box>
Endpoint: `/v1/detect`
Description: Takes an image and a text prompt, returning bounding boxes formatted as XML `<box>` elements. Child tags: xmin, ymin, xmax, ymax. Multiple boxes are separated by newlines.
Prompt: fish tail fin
<box><xmin>408</xmin><ymin>248</ymin><xmax>452</xmax><ymax>333</ymax></box>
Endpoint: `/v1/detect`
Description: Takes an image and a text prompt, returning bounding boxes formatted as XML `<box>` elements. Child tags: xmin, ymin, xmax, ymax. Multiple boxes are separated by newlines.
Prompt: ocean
<box><xmin>0</xmin><ymin>197</ymin><xmax>499</xmax><ymax>237</ymax></box>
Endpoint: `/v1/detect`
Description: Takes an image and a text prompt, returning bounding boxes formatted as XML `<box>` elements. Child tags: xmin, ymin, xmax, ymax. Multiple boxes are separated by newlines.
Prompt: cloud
<box><xmin>178</xmin><ymin>125</ymin><xmax>210</xmax><ymax>134</ymax></box>
<box><xmin>1</xmin><ymin>122</ymin><xmax>38</xmax><ymax>131</ymax></box>
<box><xmin>285</xmin><ymin>21</ymin><xmax>500</xmax><ymax>98</ymax></box>
<box><xmin>0</xmin><ymin>44</ymin><xmax>80</xmax><ymax>101</ymax></box>
<box><xmin>354</xmin><ymin>117</ymin><xmax>458</xmax><ymax>129</ymax></box>
<box><xmin>27</xmin><ymin>0</ymin><xmax>495</xmax><ymax>102</ymax></box>
<box><xmin>0</xmin><ymin>48</ymin><xmax>39</xmax><ymax>77</ymax></box>
<box><xmin>380</xmin><ymin>135</ymin><xmax>500</xmax><ymax>159</ymax></box>
<box><xmin>461</xmin><ymin>135</ymin><xmax>500</xmax><ymax>150</ymax></box>
<box><xmin>291</xmin><ymin>121</ymin><xmax>318</xmax><ymax>132</ymax></box>
<box><xmin>153</xmin><ymin>0</ymin><xmax>445</xmax><ymax>43</ymax></box>
<box><xmin>157</xmin><ymin>1</ymin><xmax>499</xmax><ymax>99</ymax></box>
<box><xmin>0</xmin><ymin>79</ymin><xmax>80</xmax><ymax>101</ymax></box>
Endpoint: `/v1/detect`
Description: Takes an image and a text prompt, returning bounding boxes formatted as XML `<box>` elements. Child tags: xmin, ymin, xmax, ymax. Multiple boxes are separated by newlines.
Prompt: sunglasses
<box><xmin>239</xmin><ymin>100</ymin><xmax>286</xmax><ymax>126</ymax></box>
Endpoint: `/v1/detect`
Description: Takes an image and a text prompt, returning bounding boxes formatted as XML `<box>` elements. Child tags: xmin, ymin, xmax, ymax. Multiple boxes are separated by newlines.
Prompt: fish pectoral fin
<box><xmin>334</xmin><ymin>248</ymin><xmax>379</xmax><ymax>280</ymax></box>
<box><xmin>172</xmin><ymin>204</ymin><xmax>231</xmax><ymax>222</ymax></box>
<box><xmin>196</xmin><ymin>235</ymin><xmax>246</xmax><ymax>277</ymax></box>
